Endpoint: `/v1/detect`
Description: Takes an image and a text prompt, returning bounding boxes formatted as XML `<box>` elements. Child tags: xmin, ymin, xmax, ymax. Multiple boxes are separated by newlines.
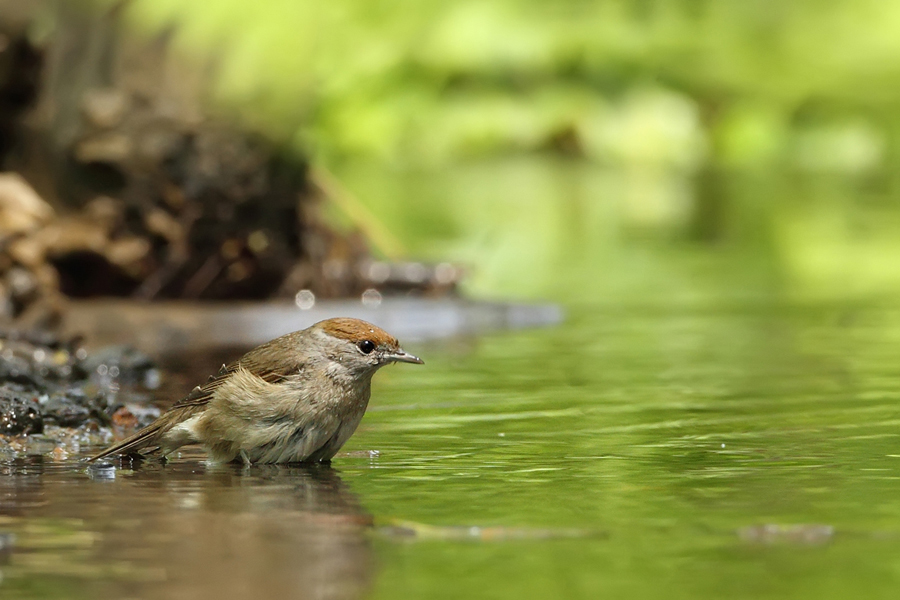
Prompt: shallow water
<box><xmin>4</xmin><ymin>297</ymin><xmax>900</xmax><ymax>599</ymax></box>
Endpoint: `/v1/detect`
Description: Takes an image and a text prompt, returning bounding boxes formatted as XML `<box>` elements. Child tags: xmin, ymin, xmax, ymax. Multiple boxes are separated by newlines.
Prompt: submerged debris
<box><xmin>738</xmin><ymin>524</ymin><xmax>835</xmax><ymax>546</ymax></box>
<box><xmin>379</xmin><ymin>519</ymin><xmax>605</xmax><ymax>542</ymax></box>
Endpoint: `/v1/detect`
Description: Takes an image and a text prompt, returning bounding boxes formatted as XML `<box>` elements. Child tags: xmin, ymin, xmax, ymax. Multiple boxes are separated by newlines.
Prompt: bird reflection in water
<box><xmin>0</xmin><ymin>454</ymin><xmax>373</xmax><ymax>600</ymax></box>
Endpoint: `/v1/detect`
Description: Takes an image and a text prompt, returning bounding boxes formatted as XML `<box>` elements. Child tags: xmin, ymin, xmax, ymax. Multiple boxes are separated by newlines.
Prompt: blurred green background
<box><xmin>99</xmin><ymin>0</ymin><xmax>900</xmax><ymax>305</ymax></box>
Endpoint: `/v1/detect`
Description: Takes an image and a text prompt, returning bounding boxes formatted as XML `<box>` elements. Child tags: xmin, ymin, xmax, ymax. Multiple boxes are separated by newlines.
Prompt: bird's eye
<box><xmin>357</xmin><ymin>340</ymin><xmax>376</xmax><ymax>355</ymax></box>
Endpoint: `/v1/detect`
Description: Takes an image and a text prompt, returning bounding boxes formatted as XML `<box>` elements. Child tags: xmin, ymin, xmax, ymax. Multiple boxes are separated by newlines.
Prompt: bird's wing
<box><xmin>90</xmin><ymin>337</ymin><xmax>307</xmax><ymax>462</ymax></box>
<box><xmin>168</xmin><ymin>361</ymin><xmax>239</xmax><ymax>409</ymax></box>
<box><xmin>170</xmin><ymin>343</ymin><xmax>303</xmax><ymax>410</ymax></box>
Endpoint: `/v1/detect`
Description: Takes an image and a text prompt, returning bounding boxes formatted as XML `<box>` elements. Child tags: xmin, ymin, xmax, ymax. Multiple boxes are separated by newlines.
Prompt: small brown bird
<box><xmin>90</xmin><ymin>318</ymin><xmax>423</xmax><ymax>464</ymax></box>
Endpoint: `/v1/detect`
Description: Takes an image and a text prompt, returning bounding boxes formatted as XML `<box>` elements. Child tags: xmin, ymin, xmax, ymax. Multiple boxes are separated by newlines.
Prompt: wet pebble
<box><xmin>40</xmin><ymin>387</ymin><xmax>111</xmax><ymax>428</ymax></box>
<box><xmin>111</xmin><ymin>403</ymin><xmax>160</xmax><ymax>430</ymax></box>
<box><xmin>0</xmin><ymin>388</ymin><xmax>42</xmax><ymax>435</ymax></box>
<box><xmin>0</xmin><ymin>330</ymin><xmax>160</xmax><ymax>453</ymax></box>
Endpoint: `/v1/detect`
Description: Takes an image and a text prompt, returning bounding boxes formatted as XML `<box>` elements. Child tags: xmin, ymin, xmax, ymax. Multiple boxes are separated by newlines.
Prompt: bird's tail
<box><xmin>88</xmin><ymin>421</ymin><xmax>165</xmax><ymax>462</ymax></box>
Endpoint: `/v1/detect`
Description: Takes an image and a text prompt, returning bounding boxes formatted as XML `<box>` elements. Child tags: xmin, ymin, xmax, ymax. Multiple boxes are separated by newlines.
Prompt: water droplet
<box><xmin>361</xmin><ymin>288</ymin><xmax>382</xmax><ymax>307</ymax></box>
<box><xmin>87</xmin><ymin>462</ymin><xmax>116</xmax><ymax>481</ymax></box>
<box><xmin>294</xmin><ymin>289</ymin><xmax>315</xmax><ymax>310</ymax></box>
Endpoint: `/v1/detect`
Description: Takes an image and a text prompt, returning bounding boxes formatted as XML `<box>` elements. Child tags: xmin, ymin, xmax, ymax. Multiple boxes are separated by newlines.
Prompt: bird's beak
<box><xmin>386</xmin><ymin>349</ymin><xmax>424</xmax><ymax>364</ymax></box>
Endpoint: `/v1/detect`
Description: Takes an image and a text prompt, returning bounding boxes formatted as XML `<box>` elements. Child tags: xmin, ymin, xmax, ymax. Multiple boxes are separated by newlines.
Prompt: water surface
<box><xmin>4</xmin><ymin>296</ymin><xmax>900</xmax><ymax>599</ymax></box>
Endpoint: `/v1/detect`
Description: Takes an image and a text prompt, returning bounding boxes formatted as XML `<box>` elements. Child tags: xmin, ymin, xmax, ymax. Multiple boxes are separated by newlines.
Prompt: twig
<box><xmin>309</xmin><ymin>165</ymin><xmax>406</xmax><ymax>260</ymax></box>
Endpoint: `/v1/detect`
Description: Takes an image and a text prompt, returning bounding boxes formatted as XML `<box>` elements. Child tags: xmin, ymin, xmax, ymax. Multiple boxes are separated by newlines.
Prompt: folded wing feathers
<box><xmin>89</xmin><ymin>342</ymin><xmax>304</xmax><ymax>462</ymax></box>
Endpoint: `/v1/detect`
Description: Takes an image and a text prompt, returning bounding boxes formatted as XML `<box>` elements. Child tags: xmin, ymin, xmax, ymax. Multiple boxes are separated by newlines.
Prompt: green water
<box><xmin>4</xmin><ymin>298</ymin><xmax>900</xmax><ymax>599</ymax></box>
<box><xmin>360</xmin><ymin>301</ymin><xmax>900</xmax><ymax>599</ymax></box>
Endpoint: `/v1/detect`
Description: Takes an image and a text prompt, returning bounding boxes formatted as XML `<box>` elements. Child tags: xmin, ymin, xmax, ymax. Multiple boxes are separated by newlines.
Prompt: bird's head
<box><xmin>311</xmin><ymin>317</ymin><xmax>423</xmax><ymax>377</ymax></box>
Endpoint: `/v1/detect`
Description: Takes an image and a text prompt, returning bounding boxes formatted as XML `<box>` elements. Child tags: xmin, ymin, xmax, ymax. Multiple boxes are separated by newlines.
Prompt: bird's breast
<box><xmin>196</xmin><ymin>366</ymin><xmax>372</xmax><ymax>463</ymax></box>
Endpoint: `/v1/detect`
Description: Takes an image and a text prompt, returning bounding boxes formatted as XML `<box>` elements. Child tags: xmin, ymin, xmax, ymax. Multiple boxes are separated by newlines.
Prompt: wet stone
<box><xmin>0</xmin><ymin>329</ymin><xmax>159</xmax><ymax>452</ymax></box>
<box><xmin>0</xmin><ymin>387</ymin><xmax>42</xmax><ymax>435</ymax></box>
<box><xmin>110</xmin><ymin>402</ymin><xmax>159</xmax><ymax>430</ymax></box>
<box><xmin>40</xmin><ymin>387</ymin><xmax>112</xmax><ymax>428</ymax></box>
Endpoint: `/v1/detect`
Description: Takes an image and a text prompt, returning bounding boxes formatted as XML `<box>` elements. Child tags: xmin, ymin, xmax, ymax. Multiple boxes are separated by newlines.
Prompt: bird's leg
<box><xmin>240</xmin><ymin>449</ymin><xmax>252</xmax><ymax>466</ymax></box>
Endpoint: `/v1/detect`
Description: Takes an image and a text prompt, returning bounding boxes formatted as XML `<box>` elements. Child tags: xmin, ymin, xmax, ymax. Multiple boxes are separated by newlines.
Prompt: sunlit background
<box><xmin>104</xmin><ymin>0</ymin><xmax>900</xmax><ymax>304</ymax></box>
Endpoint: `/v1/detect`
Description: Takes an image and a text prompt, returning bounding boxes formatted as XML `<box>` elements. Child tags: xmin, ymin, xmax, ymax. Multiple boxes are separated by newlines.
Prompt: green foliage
<box><xmin>116</xmin><ymin>0</ymin><xmax>900</xmax><ymax>171</ymax></box>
